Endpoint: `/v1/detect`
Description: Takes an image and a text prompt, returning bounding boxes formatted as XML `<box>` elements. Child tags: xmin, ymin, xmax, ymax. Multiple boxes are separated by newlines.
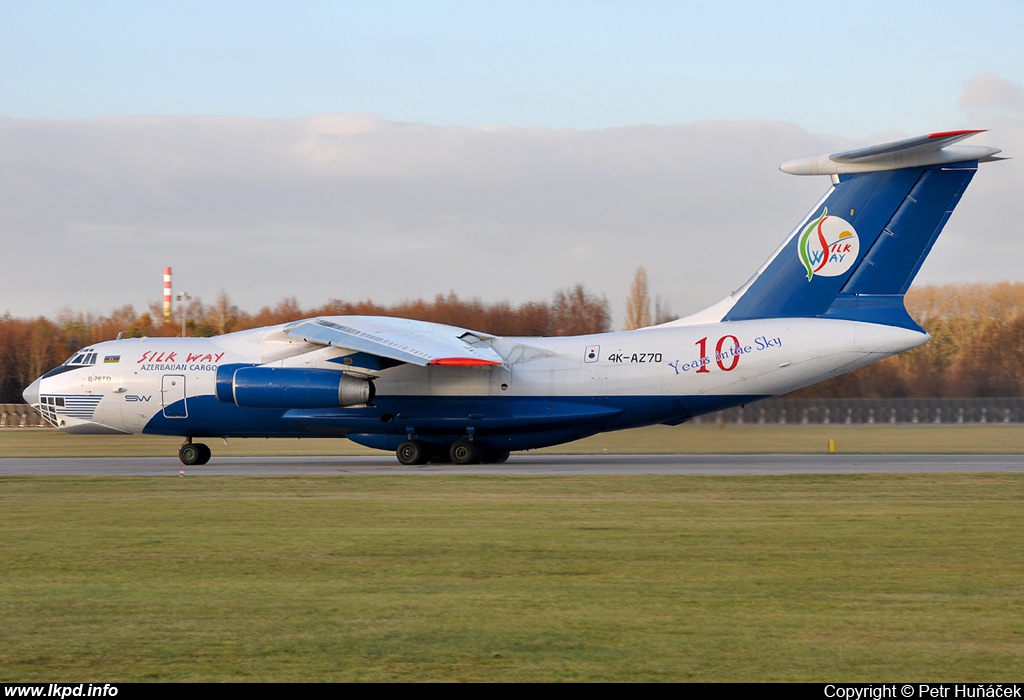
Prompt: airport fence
<box><xmin>692</xmin><ymin>397</ymin><xmax>1024</xmax><ymax>425</ymax></box>
<box><xmin>1</xmin><ymin>403</ymin><xmax>49</xmax><ymax>428</ymax></box>
<box><xmin>4</xmin><ymin>398</ymin><xmax>1024</xmax><ymax>429</ymax></box>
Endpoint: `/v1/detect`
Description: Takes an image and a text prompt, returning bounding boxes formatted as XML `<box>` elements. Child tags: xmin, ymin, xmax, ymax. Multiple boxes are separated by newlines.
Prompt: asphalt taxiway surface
<box><xmin>0</xmin><ymin>454</ymin><xmax>1022</xmax><ymax>476</ymax></box>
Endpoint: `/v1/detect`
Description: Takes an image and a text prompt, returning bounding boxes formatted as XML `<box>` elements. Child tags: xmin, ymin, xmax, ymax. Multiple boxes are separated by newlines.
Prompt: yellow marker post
<box><xmin>827</xmin><ymin>438</ymin><xmax>836</xmax><ymax>454</ymax></box>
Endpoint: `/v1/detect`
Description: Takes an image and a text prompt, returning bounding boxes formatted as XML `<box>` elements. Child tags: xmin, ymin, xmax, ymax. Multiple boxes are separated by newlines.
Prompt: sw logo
<box><xmin>125</xmin><ymin>395</ymin><xmax>152</xmax><ymax>402</ymax></box>
<box><xmin>798</xmin><ymin>208</ymin><xmax>860</xmax><ymax>280</ymax></box>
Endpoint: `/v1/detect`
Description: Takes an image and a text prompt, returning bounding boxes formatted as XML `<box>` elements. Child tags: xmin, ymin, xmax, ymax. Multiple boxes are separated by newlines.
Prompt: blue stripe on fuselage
<box><xmin>142</xmin><ymin>393</ymin><xmax>766</xmax><ymax>447</ymax></box>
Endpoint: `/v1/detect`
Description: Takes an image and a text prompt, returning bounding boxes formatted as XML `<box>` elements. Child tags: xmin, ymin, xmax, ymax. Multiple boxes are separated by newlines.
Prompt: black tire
<box><xmin>195</xmin><ymin>443</ymin><xmax>212</xmax><ymax>465</ymax></box>
<box><xmin>396</xmin><ymin>439</ymin><xmax>428</xmax><ymax>465</ymax></box>
<box><xmin>450</xmin><ymin>439</ymin><xmax>480</xmax><ymax>465</ymax></box>
<box><xmin>480</xmin><ymin>449</ymin><xmax>511</xmax><ymax>464</ymax></box>
<box><xmin>179</xmin><ymin>443</ymin><xmax>201</xmax><ymax>466</ymax></box>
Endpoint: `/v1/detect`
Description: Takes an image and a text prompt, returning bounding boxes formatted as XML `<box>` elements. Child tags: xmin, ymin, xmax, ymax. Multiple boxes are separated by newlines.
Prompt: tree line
<box><xmin>2</xmin><ymin>282</ymin><xmax>1022</xmax><ymax>403</ymax></box>
<box><xmin>0</xmin><ymin>285</ymin><xmax>611</xmax><ymax>403</ymax></box>
<box><xmin>792</xmin><ymin>282</ymin><xmax>1024</xmax><ymax>399</ymax></box>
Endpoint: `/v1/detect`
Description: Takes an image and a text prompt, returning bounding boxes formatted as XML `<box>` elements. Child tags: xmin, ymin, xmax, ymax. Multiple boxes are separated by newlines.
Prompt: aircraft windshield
<box><xmin>63</xmin><ymin>350</ymin><xmax>98</xmax><ymax>367</ymax></box>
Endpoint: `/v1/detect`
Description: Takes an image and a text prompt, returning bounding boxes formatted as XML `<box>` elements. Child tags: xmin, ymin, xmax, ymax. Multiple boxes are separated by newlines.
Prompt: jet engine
<box><xmin>215</xmin><ymin>366</ymin><xmax>374</xmax><ymax>408</ymax></box>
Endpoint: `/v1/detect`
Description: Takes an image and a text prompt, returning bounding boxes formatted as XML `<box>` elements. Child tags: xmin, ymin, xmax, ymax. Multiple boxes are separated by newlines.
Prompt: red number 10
<box><xmin>694</xmin><ymin>335</ymin><xmax>740</xmax><ymax>373</ymax></box>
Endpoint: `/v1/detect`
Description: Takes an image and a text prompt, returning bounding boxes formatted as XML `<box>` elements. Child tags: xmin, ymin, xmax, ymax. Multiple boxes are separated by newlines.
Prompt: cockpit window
<box><xmin>63</xmin><ymin>350</ymin><xmax>98</xmax><ymax>367</ymax></box>
<box><xmin>42</xmin><ymin>349</ymin><xmax>99</xmax><ymax>378</ymax></box>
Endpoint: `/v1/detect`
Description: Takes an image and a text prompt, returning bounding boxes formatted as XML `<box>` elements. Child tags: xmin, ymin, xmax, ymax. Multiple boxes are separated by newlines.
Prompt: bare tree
<box><xmin>213</xmin><ymin>291</ymin><xmax>239</xmax><ymax>334</ymax></box>
<box><xmin>654</xmin><ymin>295</ymin><xmax>677</xmax><ymax>325</ymax></box>
<box><xmin>624</xmin><ymin>266</ymin><xmax>652</xmax><ymax>330</ymax></box>
<box><xmin>551</xmin><ymin>285</ymin><xmax>611</xmax><ymax>336</ymax></box>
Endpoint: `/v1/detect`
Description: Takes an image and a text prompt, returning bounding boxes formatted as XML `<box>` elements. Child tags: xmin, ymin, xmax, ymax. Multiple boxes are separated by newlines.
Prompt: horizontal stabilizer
<box><xmin>781</xmin><ymin>130</ymin><xmax>1002</xmax><ymax>176</ymax></box>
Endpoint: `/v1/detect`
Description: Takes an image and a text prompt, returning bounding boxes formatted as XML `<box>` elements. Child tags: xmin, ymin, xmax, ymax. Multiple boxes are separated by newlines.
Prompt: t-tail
<box><xmin>679</xmin><ymin>130</ymin><xmax>1003</xmax><ymax>331</ymax></box>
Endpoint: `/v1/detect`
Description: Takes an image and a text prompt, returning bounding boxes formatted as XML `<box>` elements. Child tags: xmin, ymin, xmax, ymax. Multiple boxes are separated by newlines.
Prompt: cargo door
<box><xmin>161</xmin><ymin>375</ymin><xmax>187</xmax><ymax>418</ymax></box>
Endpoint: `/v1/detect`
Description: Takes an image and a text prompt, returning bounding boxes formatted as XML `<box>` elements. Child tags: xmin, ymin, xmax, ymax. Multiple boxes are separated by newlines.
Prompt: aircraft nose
<box><xmin>23</xmin><ymin>377</ymin><xmax>40</xmax><ymax>406</ymax></box>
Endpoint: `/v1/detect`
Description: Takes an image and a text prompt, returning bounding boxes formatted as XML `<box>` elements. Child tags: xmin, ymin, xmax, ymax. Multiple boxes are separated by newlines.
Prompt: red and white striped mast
<box><xmin>163</xmin><ymin>267</ymin><xmax>172</xmax><ymax>324</ymax></box>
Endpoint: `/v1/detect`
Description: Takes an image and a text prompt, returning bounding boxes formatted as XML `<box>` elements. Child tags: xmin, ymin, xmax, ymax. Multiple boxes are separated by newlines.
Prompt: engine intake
<box><xmin>215</xmin><ymin>365</ymin><xmax>374</xmax><ymax>408</ymax></box>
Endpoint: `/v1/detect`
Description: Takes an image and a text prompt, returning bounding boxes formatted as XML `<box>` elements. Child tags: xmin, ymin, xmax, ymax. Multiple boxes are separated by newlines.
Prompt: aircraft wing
<box><xmin>283</xmin><ymin>316</ymin><xmax>505</xmax><ymax>367</ymax></box>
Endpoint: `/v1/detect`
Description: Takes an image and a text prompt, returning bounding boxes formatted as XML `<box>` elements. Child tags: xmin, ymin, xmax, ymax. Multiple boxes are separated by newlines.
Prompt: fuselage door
<box><xmin>161</xmin><ymin>375</ymin><xmax>187</xmax><ymax>418</ymax></box>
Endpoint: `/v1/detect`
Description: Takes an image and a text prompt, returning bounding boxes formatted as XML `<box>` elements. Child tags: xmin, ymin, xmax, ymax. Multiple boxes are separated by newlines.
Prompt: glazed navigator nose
<box><xmin>22</xmin><ymin>377</ymin><xmax>40</xmax><ymax>406</ymax></box>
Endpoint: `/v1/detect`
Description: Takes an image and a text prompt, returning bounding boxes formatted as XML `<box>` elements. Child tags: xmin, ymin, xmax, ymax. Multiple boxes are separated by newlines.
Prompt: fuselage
<box><xmin>24</xmin><ymin>316</ymin><xmax>926</xmax><ymax>453</ymax></box>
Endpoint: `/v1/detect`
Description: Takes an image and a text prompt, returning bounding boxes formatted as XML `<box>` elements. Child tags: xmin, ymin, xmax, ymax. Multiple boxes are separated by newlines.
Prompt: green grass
<box><xmin>3</xmin><ymin>423</ymin><xmax>1024</xmax><ymax>458</ymax></box>
<box><xmin>2</xmin><ymin>474</ymin><xmax>1023</xmax><ymax>681</ymax></box>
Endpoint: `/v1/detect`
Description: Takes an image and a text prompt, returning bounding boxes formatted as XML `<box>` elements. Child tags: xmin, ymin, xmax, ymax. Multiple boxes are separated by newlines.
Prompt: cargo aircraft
<box><xmin>24</xmin><ymin>130</ymin><xmax>1002</xmax><ymax>465</ymax></box>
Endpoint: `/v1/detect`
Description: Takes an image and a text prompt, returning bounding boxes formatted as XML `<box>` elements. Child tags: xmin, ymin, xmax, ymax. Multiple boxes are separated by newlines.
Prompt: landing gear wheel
<box><xmin>179</xmin><ymin>443</ymin><xmax>201</xmax><ymax>466</ymax></box>
<box><xmin>179</xmin><ymin>442</ymin><xmax>211</xmax><ymax>466</ymax></box>
<box><xmin>481</xmin><ymin>449</ymin><xmax>511</xmax><ymax>464</ymax></box>
<box><xmin>195</xmin><ymin>443</ymin><xmax>212</xmax><ymax>465</ymax></box>
<box><xmin>450</xmin><ymin>439</ymin><xmax>481</xmax><ymax>465</ymax></box>
<box><xmin>396</xmin><ymin>439</ymin><xmax>428</xmax><ymax>465</ymax></box>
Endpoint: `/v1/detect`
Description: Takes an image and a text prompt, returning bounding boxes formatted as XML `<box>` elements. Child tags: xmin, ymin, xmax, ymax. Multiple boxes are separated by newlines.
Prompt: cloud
<box><xmin>960</xmin><ymin>72</ymin><xmax>1024</xmax><ymax>120</ymax></box>
<box><xmin>0</xmin><ymin>114</ymin><xmax>1016</xmax><ymax>327</ymax></box>
<box><xmin>916</xmin><ymin>74</ymin><xmax>1024</xmax><ymax>290</ymax></box>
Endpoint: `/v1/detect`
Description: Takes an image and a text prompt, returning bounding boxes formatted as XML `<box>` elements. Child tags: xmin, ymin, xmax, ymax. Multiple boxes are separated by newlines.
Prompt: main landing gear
<box><xmin>395</xmin><ymin>439</ymin><xmax>510</xmax><ymax>466</ymax></box>
<box><xmin>179</xmin><ymin>440</ymin><xmax>211</xmax><ymax>466</ymax></box>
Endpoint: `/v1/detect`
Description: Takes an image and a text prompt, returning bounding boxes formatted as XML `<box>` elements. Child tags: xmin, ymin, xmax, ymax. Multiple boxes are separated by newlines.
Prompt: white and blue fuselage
<box><xmin>24</xmin><ymin>317</ymin><xmax>926</xmax><ymax>452</ymax></box>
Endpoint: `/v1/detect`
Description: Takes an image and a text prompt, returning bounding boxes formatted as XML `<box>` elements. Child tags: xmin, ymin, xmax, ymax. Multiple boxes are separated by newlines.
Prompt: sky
<box><xmin>1</xmin><ymin>1</ymin><xmax>1022</xmax><ymax>326</ymax></box>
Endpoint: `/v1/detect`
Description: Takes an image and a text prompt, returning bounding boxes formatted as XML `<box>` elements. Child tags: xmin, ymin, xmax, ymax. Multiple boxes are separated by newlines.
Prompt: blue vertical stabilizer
<box><xmin>721</xmin><ymin>131</ymin><xmax>997</xmax><ymax>329</ymax></box>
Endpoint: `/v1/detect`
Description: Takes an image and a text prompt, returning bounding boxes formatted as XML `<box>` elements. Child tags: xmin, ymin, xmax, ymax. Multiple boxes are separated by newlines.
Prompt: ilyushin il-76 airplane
<box><xmin>24</xmin><ymin>130</ymin><xmax>1002</xmax><ymax>466</ymax></box>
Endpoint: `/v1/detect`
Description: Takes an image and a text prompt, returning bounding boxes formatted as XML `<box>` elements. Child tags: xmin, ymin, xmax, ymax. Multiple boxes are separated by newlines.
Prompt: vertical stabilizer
<box><xmin>717</xmin><ymin>131</ymin><xmax>999</xmax><ymax>329</ymax></box>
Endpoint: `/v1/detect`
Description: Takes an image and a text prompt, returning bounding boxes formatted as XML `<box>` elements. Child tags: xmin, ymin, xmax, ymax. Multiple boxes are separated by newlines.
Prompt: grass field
<box><xmin>2</xmin><ymin>473</ymin><xmax>1023</xmax><ymax>681</ymax></box>
<box><xmin>3</xmin><ymin>422</ymin><xmax>1024</xmax><ymax>458</ymax></box>
<box><xmin>3</xmin><ymin>426</ymin><xmax>1023</xmax><ymax>681</ymax></box>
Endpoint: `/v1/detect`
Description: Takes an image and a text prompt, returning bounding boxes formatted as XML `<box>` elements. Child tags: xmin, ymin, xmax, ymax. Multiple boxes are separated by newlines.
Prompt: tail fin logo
<box><xmin>797</xmin><ymin>208</ymin><xmax>860</xmax><ymax>280</ymax></box>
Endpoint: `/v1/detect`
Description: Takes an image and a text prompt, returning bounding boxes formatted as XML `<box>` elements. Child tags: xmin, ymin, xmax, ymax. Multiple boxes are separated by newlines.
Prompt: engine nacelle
<box><xmin>215</xmin><ymin>365</ymin><xmax>374</xmax><ymax>408</ymax></box>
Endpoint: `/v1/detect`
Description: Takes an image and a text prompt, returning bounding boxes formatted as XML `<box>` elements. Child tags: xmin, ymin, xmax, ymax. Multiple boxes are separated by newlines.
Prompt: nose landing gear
<box><xmin>179</xmin><ymin>440</ymin><xmax>212</xmax><ymax>466</ymax></box>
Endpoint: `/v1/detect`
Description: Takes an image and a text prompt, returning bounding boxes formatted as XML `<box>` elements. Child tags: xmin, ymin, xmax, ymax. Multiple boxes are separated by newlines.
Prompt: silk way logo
<box><xmin>798</xmin><ymin>208</ymin><xmax>860</xmax><ymax>281</ymax></box>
